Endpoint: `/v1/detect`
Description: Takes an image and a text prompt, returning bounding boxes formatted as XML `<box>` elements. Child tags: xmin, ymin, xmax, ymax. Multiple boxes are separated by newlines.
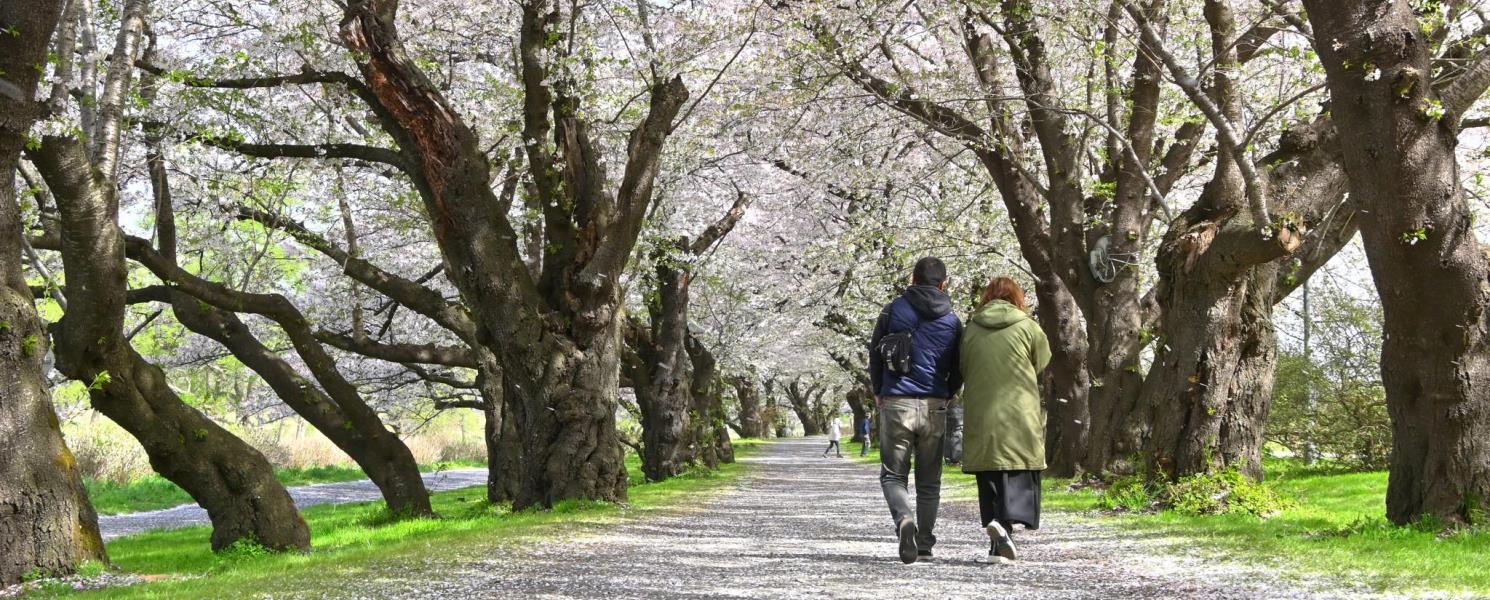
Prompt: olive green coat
<box><xmin>958</xmin><ymin>300</ymin><xmax>1052</xmax><ymax>472</ymax></box>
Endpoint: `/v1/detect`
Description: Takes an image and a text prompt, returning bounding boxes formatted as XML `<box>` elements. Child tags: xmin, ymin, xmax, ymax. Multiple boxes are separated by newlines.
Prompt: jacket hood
<box><xmin>902</xmin><ymin>285</ymin><xmax>953</xmax><ymax>319</ymax></box>
<box><xmin>971</xmin><ymin>300</ymin><xmax>1030</xmax><ymax>330</ymax></box>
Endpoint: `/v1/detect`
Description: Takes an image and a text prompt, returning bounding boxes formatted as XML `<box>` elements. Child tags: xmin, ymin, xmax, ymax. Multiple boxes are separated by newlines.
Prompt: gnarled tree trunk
<box><xmin>477</xmin><ymin>353</ymin><xmax>522</xmax><ymax>503</ymax></box>
<box><xmin>1306</xmin><ymin>0</ymin><xmax>1490</xmax><ymax>525</ymax></box>
<box><xmin>0</xmin><ymin>0</ymin><xmax>108</xmax><ymax>583</ymax></box>
<box><xmin>1134</xmin><ymin>3</ymin><xmax>1350</xmax><ymax>482</ymax></box>
<box><xmin>165</xmin><ymin>294</ymin><xmax>432</xmax><ymax>516</ymax></box>
<box><xmin>727</xmin><ymin>374</ymin><xmax>768</xmax><ymax>438</ymax></box>
<box><xmin>625</xmin><ymin>309</ymin><xmax>697</xmax><ymax>482</ymax></box>
<box><xmin>687</xmin><ymin>333</ymin><xmax>733</xmax><ymax>466</ymax></box>
<box><xmin>339</xmin><ymin>0</ymin><xmax>687</xmax><ymax>509</ymax></box>
<box><xmin>845</xmin><ymin>385</ymin><xmax>871</xmax><ymax>444</ymax></box>
<box><xmin>784</xmin><ymin>378</ymin><xmax>833</xmax><ymax>436</ymax></box>
<box><xmin>137</xmin><ymin>137</ymin><xmax>432</xmax><ymax>517</ymax></box>
<box><xmin>34</xmin><ymin>136</ymin><xmax>309</xmax><ymax>552</ymax></box>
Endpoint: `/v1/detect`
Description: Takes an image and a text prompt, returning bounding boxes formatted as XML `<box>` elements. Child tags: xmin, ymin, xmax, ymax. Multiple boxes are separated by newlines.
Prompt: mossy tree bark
<box><xmin>0</xmin><ymin>0</ymin><xmax>108</xmax><ymax>584</ymax></box>
<box><xmin>339</xmin><ymin>0</ymin><xmax>688</xmax><ymax>508</ymax></box>
<box><xmin>1305</xmin><ymin>0</ymin><xmax>1490</xmax><ymax>525</ymax></box>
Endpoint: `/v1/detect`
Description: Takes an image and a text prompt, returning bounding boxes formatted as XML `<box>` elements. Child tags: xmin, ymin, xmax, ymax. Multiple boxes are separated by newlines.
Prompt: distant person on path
<box><xmin>859</xmin><ymin>415</ymin><xmax>872</xmax><ymax>457</ymax></box>
<box><xmin>823</xmin><ymin>416</ymin><xmax>843</xmax><ymax>458</ymax></box>
<box><xmin>868</xmin><ymin>256</ymin><xmax>963</xmax><ymax>564</ymax></box>
<box><xmin>959</xmin><ymin>277</ymin><xmax>1050</xmax><ymax>564</ymax></box>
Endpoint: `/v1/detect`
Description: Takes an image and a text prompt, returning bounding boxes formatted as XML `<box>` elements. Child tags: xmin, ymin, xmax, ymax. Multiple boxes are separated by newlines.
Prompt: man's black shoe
<box><xmin>897</xmin><ymin>519</ymin><xmax>919</xmax><ymax>564</ymax></box>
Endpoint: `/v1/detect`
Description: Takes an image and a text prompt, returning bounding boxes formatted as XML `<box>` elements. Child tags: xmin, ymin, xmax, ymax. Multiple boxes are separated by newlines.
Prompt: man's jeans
<box><xmin>878</xmin><ymin>397</ymin><xmax>947</xmax><ymax>550</ymax></box>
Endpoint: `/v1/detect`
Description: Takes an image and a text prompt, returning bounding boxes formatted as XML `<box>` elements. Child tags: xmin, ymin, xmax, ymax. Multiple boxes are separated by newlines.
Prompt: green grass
<box><xmin>85</xmin><ymin>460</ymin><xmax>487</xmax><ymax>515</ymax></box>
<box><xmin>1052</xmin><ymin>459</ymin><xmax>1490</xmax><ymax>596</ymax></box>
<box><xmin>54</xmin><ymin>440</ymin><xmax>763</xmax><ymax>599</ymax></box>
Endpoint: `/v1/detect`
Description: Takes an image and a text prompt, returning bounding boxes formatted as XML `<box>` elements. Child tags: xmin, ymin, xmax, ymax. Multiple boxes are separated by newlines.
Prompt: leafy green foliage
<box><xmin>1094</xmin><ymin>475</ymin><xmax>1154</xmax><ymax>513</ymax></box>
<box><xmin>1050</xmin><ymin>463</ymin><xmax>1490</xmax><ymax>595</ymax></box>
<box><xmin>1093</xmin><ymin>470</ymin><xmax>1292</xmax><ymax>518</ymax></box>
<box><xmin>1163</xmin><ymin>470</ymin><xmax>1294</xmax><ymax>518</ymax></box>
<box><xmin>1268</xmin><ymin>289</ymin><xmax>1389</xmax><ymax>470</ymax></box>
<box><xmin>215</xmin><ymin>538</ymin><xmax>273</xmax><ymax>564</ymax></box>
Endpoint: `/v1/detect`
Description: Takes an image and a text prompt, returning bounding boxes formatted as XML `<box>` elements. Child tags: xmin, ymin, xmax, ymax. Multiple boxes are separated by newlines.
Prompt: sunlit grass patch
<box><xmin>54</xmin><ymin>441</ymin><xmax>763</xmax><ymax>599</ymax></box>
<box><xmin>86</xmin><ymin>461</ymin><xmax>487</xmax><ymax>516</ymax></box>
<box><xmin>1046</xmin><ymin>461</ymin><xmax>1490</xmax><ymax>596</ymax></box>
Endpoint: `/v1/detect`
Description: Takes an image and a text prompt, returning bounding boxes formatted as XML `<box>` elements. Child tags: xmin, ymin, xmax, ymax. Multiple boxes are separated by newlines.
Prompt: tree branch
<box><xmin>233</xmin><ymin>204</ymin><xmax>476</xmax><ymax>341</ymax></box>
<box><xmin>688</xmin><ymin>190</ymin><xmax>751</xmax><ymax>256</ymax></box>
<box><xmin>1441</xmin><ymin>49</ymin><xmax>1490</xmax><ymax>115</ymax></box>
<box><xmin>1126</xmin><ymin>3</ymin><xmax>1271</xmax><ymax>226</ymax></box>
<box><xmin>195</xmin><ymin>134</ymin><xmax>413</xmax><ymax>175</ymax></box>
<box><xmin>317</xmin><ymin>331</ymin><xmax>477</xmax><ymax>368</ymax></box>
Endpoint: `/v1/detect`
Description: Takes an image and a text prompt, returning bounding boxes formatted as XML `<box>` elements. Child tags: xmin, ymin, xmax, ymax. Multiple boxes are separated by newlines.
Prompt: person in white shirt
<box><xmin>822</xmin><ymin>417</ymin><xmax>843</xmax><ymax>458</ymax></box>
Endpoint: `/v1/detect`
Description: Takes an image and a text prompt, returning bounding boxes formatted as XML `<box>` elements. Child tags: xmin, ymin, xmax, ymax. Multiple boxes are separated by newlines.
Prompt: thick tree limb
<box><xmin>317</xmin><ymin>331</ymin><xmax>477</xmax><ymax>368</ymax></box>
<box><xmin>1126</xmin><ymin>3</ymin><xmax>1270</xmax><ymax>226</ymax></box>
<box><xmin>92</xmin><ymin>0</ymin><xmax>146</xmax><ymax>181</ymax></box>
<box><xmin>137</xmin><ymin>61</ymin><xmax>364</xmax><ymax>91</ymax></box>
<box><xmin>1440</xmin><ymin>49</ymin><xmax>1490</xmax><ymax>115</ymax></box>
<box><xmin>196</xmin><ymin>134</ymin><xmax>413</xmax><ymax>175</ymax></box>
<box><xmin>689</xmin><ymin>190</ymin><xmax>751</xmax><ymax>256</ymax></box>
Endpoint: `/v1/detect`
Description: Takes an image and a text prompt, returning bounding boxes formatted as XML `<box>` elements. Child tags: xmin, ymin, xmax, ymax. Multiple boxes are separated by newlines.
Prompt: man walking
<box><xmin>868</xmin><ymin>257</ymin><xmax>963</xmax><ymax>564</ymax></box>
<box><xmin>859</xmin><ymin>415</ymin><xmax>872</xmax><ymax>457</ymax></box>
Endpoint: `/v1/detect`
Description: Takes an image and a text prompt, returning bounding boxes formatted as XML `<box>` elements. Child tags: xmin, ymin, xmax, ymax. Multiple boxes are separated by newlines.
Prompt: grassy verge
<box><xmin>1047</xmin><ymin>461</ymin><xmax>1490</xmax><ymax>596</ymax></box>
<box><xmin>52</xmin><ymin>440</ymin><xmax>762</xmax><ymax>599</ymax></box>
<box><xmin>85</xmin><ymin>460</ymin><xmax>487</xmax><ymax>515</ymax></box>
<box><xmin>853</xmin><ymin>440</ymin><xmax>1485</xmax><ymax>595</ymax></box>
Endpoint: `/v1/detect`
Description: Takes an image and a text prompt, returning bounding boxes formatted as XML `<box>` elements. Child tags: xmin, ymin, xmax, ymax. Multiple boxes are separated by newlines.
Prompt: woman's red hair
<box><xmin>979</xmin><ymin>276</ymin><xmax>1028</xmax><ymax>312</ymax></box>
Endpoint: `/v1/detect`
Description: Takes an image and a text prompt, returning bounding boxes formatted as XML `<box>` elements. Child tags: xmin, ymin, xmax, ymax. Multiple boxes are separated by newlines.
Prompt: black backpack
<box><xmin>876</xmin><ymin>314</ymin><xmax>924</xmax><ymax>377</ymax></box>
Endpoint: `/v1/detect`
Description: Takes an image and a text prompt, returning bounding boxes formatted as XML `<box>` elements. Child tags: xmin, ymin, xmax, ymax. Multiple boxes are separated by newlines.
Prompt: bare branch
<box><xmin>317</xmin><ymin>331</ymin><xmax>478</xmax><ymax>368</ymax></box>
<box><xmin>1441</xmin><ymin>49</ymin><xmax>1490</xmax><ymax>115</ymax></box>
<box><xmin>194</xmin><ymin>133</ymin><xmax>413</xmax><ymax>175</ymax></box>
<box><xmin>688</xmin><ymin>190</ymin><xmax>751</xmax><ymax>255</ymax></box>
<box><xmin>1126</xmin><ymin>3</ymin><xmax>1270</xmax><ymax>225</ymax></box>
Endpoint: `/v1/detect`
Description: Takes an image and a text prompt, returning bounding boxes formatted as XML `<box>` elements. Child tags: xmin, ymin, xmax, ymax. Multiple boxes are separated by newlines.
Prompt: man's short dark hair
<box><xmin>912</xmin><ymin>257</ymin><xmax>947</xmax><ymax>286</ymax></box>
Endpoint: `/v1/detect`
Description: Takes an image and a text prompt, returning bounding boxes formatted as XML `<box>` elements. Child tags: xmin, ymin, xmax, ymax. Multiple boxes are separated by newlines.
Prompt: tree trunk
<box><xmin>1133</xmin><ymin>1</ymin><xmax>1354</xmax><ymax>483</ymax></box>
<box><xmin>513</xmin><ymin>322</ymin><xmax>632</xmax><ymax>508</ymax></box>
<box><xmin>785</xmin><ymin>379</ymin><xmax>829</xmax><ymax>436</ymax></box>
<box><xmin>687</xmin><ymin>332</ymin><xmax>733</xmax><ymax>466</ymax></box>
<box><xmin>476</xmin><ymin>352</ymin><xmax>522</xmax><ymax>503</ymax></box>
<box><xmin>33</xmin><ymin>136</ymin><xmax>309</xmax><ymax>551</ymax></box>
<box><xmin>625</xmin><ymin>244</ymin><xmax>699</xmax><ymax>482</ymax></box>
<box><xmin>846</xmin><ymin>386</ymin><xmax>870</xmax><ymax>444</ymax></box>
<box><xmin>166</xmin><ymin>295</ymin><xmax>432</xmax><ymax>516</ymax></box>
<box><xmin>625</xmin><ymin>312</ymin><xmax>696</xmax><ymax>482</ymax></box>
<box><xmin>137</xmin><ymin>136</ymin><xmax>432</xmax><ymax>518</ymax></box>
<box><xmin>0</xmin><ymin>3</ymin><xmax>108</xmax><ymax>582</ymax></box>
<box><xmin>340</xmin><ymin>0</ymin><xmax>687</xmax><ymax>510</ymax></box>
<box><xmin>1035</xmin><ymin>282</ymin><xmax>1092</xmax><ymax>478</ymax></box>
<box><xmin>1142</xmin><ymin>239</ymin><xmax>1282</xmax><ymax>480</ymax></box>
<box><xmin>728</xmin><ymin>375</ymin><xmax>768</xmax><ymax>438</ymax></box>
<box><xmin>1305</xmin><ymin>0</ymin><xmax>1490</xmax><ymax>525</ymax></box>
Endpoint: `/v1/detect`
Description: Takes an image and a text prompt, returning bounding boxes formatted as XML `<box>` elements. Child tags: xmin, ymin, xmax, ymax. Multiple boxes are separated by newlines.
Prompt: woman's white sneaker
<box><xmin>986</xmin><ymin>522</ymin><xmax>1017</xmax><ymax>561</ymax></box>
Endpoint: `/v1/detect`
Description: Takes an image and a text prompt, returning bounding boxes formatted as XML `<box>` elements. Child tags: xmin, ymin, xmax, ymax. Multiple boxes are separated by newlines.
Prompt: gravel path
<box><xmin>97</xmin><ymin>468</ymin><xmax>487</xmax><ymax>539</ymax></box>
<box><xmin>319</xmin><ymin>437</ymin><xmax>1386</xmax><ymax>600</ymax></box>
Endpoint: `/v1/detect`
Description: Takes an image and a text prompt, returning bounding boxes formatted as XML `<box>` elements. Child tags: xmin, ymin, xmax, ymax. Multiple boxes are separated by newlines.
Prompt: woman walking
<box><xmin>822</xmin><ymin>416</ymin><xmax>843</xmax><ymax>458</ymax></box>
<box><xmin>959</xmin><ymin>277</ymin><xmax>1050</xmax><ymax>564</ymax></box>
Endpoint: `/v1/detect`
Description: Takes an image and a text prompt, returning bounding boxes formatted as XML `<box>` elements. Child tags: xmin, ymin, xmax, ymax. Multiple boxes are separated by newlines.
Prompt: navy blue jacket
<box><xmin>868</xmin><ymin>285</ymin><xmax>963</xmax><ymax>399</ymax></box>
